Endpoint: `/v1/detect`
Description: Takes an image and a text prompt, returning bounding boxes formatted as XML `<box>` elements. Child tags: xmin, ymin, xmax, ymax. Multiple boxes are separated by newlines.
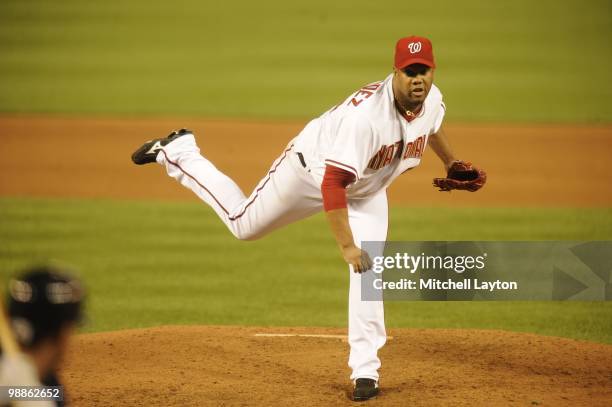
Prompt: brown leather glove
<box><xmin>433</xmin><ymin>160</ymin><xmax>487</xmax><ymax>192</ymax></box>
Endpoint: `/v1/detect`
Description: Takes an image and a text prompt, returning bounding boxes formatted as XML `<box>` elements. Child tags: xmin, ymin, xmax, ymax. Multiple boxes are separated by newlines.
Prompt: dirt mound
<box><xmin>61</xmin><ymin>325</ymin><xmax>612</xmax><ymax>406</ymax></box>
<box><xmin>1</xmin><ymin>115</ymin><xmax>611</xmax><ymax>206</ymax></box>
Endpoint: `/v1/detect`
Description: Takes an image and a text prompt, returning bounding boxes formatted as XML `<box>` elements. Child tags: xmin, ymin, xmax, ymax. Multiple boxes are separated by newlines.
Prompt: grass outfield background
<box><xmin>0</xmin><ymin>0</ymin><xmax>610</xmax><ymax>122</ymax></box>
<box><xmin>1</xmin><ymin>198</ymin><xmax>611</xmax><ymax>343</ymax></box>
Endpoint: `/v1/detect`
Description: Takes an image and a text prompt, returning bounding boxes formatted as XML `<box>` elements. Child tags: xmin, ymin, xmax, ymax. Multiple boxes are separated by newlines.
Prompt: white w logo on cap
<box><xmin>408</xmin><ymin>42</ymin><xmax>422</xmax><ymax>54</ymax></box>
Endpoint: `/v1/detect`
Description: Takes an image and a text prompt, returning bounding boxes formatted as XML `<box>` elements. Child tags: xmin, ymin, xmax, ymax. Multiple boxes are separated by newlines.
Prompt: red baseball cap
<box><xmin>394</xmin><ymin>36</ymin><xmax>435</xmax><ymax>69</ymax></box>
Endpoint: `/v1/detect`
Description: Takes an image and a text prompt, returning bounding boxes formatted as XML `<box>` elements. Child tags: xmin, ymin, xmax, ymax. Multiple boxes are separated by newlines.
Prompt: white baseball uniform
<box><xmin>156</xmin><ymin>73</ymin><xmax>445</xmax><ymax>381</ymax></box>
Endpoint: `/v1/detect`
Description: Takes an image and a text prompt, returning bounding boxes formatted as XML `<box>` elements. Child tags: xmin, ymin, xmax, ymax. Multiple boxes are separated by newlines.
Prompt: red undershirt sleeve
<box><xmin>321</xmin><ymin>164</ymin><xmax>356</xmax><ymax>211</ymax></box>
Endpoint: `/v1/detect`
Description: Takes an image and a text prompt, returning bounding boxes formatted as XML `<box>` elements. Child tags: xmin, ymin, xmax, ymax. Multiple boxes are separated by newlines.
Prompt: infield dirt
<box><xmin>62</xmin><ymin>325</ymin><xmax>612</xmax><ymax>406</ymax></box>
<box><xmin>1</xmin><ymin>115</ymin><xmax>611</xmax><ymax>206</ymax></box>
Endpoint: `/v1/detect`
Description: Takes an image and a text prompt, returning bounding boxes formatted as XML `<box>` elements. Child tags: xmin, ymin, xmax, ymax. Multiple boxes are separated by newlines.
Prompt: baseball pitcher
<box><xmin>131</xmin><ymin>35</ymin><xmax>486</xmax><ymax>401</ymax></box>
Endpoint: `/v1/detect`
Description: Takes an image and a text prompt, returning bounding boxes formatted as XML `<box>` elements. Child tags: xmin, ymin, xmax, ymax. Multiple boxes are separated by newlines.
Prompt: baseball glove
<box><xmin>433</xmin><ymin>160</ymin><xmax>486</xmax><ymax>192</ymax></box>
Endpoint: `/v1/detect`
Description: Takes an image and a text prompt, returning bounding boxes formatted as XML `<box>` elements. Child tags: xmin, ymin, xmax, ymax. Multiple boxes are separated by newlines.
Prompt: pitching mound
<box><xmin>62</xmin><ymin>326</ymin><xmax>612</xmax><ymax>406</ymax></box>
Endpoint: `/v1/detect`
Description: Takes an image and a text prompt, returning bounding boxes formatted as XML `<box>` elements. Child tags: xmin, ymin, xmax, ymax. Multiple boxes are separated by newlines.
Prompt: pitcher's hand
<box><xmin>342</xmin><ymin>245</ymin><xmax>372</xmax><ymax>273</ymax></box>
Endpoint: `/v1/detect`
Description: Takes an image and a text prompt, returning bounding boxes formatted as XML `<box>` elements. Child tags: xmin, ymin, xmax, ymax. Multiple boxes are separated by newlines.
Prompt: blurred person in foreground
<box><xmin>0</xmin><ymin>266</ymin><xmax>85</xmax><ymax>407</ymax></box>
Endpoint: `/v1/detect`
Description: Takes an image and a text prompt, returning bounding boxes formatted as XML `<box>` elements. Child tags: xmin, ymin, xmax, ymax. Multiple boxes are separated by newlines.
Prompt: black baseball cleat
<box><xmin>131</xmin><ymin>128</ymin><xmax>193</xmax><ymax>165</ymax></box>
<box><xmin>353</xmin><ymin>378</ymin><xmax>379</xmax><ymax>401</ymax></box>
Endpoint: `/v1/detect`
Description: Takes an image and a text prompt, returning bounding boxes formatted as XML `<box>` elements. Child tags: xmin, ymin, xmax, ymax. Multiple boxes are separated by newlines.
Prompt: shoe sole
<box><xmin>353</xmin><ymin>390</ymin><xmax>379</xmax><ymax>401</ymax></box>
<box><xmin>353</xmin><ymin>395</ymin><xmax>378</xmax><ymax>402</ymax></box>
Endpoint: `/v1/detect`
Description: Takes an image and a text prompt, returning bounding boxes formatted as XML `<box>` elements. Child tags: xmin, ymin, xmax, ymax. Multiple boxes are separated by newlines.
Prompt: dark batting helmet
<box><xmin>6</xmin><ymin>265</ymin><xmax>85</xmax><ymax>348</ymax></box>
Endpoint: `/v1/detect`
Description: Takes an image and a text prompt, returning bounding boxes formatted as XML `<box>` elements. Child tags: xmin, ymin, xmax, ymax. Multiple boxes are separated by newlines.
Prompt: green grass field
<box><xmin>0</xmin><ymin>0</ymin><xmax>610</xmax><ymax>122</ymax></box>
<box><xmin>1</xmin><ymin>197</ymin><xmax>611</xmax><ymax>343</ymax></box>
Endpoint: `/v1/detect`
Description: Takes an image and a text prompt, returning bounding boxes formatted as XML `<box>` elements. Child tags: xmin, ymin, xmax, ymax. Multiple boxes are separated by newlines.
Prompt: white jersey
<box><xmin>293</xmin><ymin>73</ymin><xmax>445</xmax><ymax>198</ymax></box>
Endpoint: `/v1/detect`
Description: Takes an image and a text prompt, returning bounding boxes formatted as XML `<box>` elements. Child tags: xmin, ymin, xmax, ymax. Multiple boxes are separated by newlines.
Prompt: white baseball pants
<box><xmin>157</xmin><ymin>133</ymin><xmax>387</xmax><ymax>381</ymax></box>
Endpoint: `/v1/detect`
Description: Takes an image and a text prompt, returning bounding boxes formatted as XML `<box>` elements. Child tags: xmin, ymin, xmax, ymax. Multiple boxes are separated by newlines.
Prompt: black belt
<box><xmin>296</xmin><ymin>152</ymin><xmax>307</xmax><ymax>168</ymax></box>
